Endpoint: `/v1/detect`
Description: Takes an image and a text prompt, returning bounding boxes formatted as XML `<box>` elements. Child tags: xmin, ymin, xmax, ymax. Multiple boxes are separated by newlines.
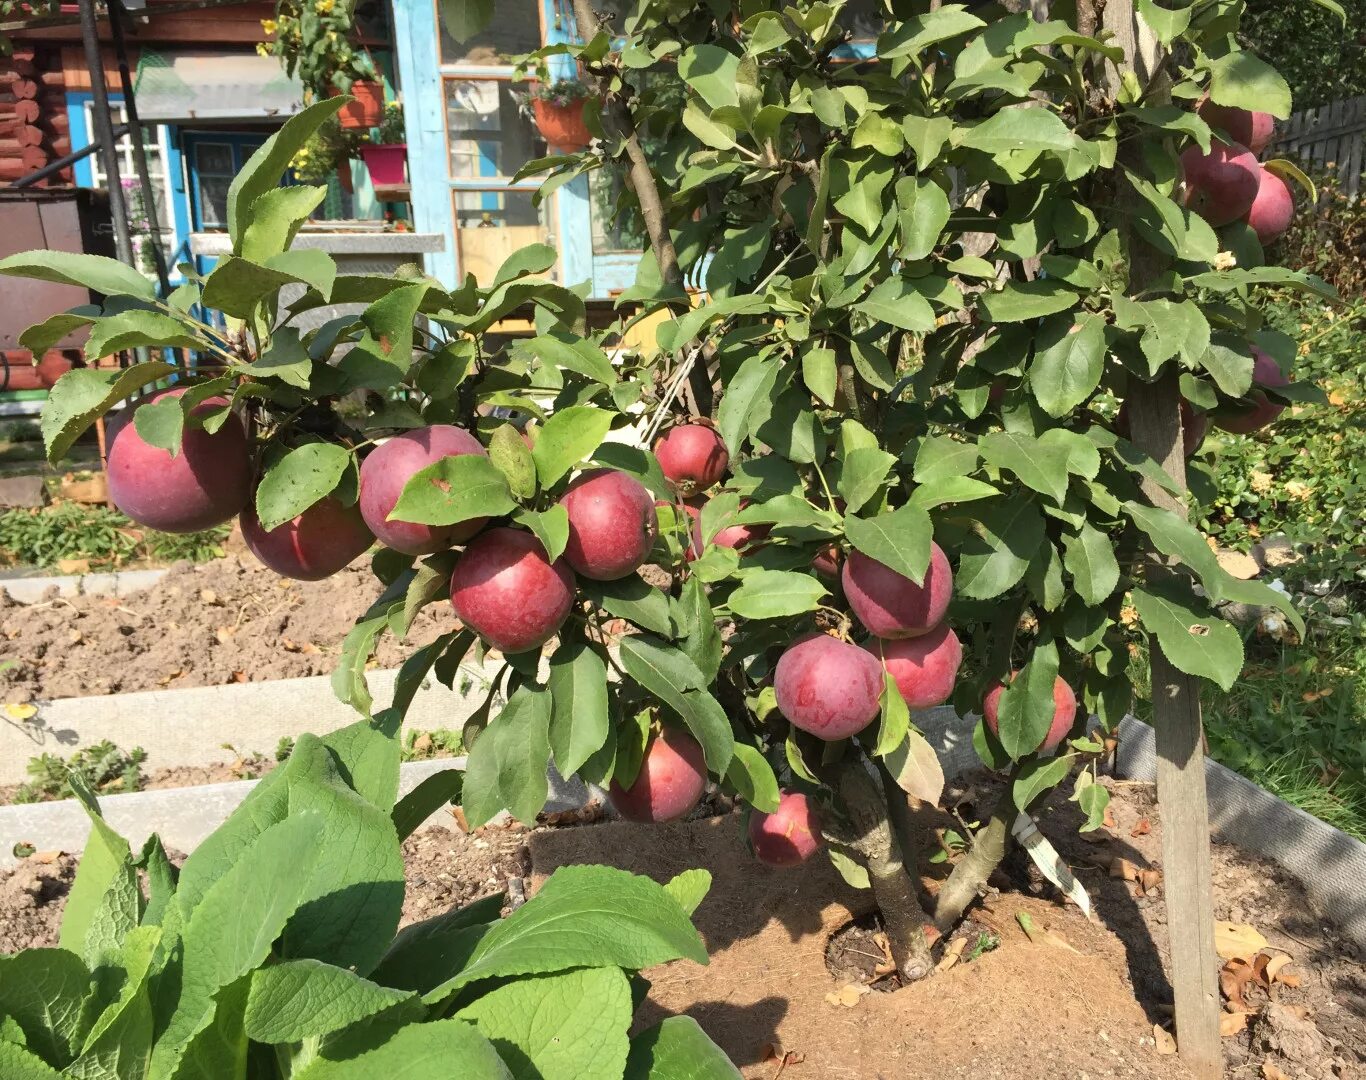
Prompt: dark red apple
<box><xmin>842</xmin><ymin>543</ymin><xmax>953</xmax><ymax>639</ymax></box>
<box><xmin>1213</xmin><ymin>347</ymin><xmax>1290</xmax><ymax>434</ymax></box>
<box><xmin>560</xmin><ymin>469</ymin><xmax>658</xmax><ymax>581</ymax></box>
<box><xmin>863</xmin><ymin>623</ymin><xmax>962</xmax><ymax>710</ymax></box>
<box><xmin>984</xmin><ymin>673</ymin><xmax>1078</xmax><ymax>753</ymax></box>
<box><xmin>359</xmin><ymin>425</ymin><xmax>487</xmax><ymax>556</ymax></box>
<box><xmin>106</xmin><ymin>388</ymin><xmax>252</xmax><ymax>534</ymax></box>
<box><xmin>1245</xmin><ymin>166</ymin><xmax>1295</xmax><ymax>245</ymax></box>
<box><xmin>449</xmin><ymin>527</ymin><xmax>575</xmax><ymax>654</ymax></box>
<box><xmin>748</xmin><ymin>791</ymin><xmax>822</xmax><ymax>867</ymax></box>
<box><xmin>608</xmin><ymin>727</ymin><xmax>707</xmax><ymax>823</ymax></box>
<box><xmin>654</xmin><ymin>423</ymin><xmax>729</xmax><ymax>495</ymax></box>
<box><xmin>240</xmin><ymin>496</ymin><xmax>373</xmax><ymax>581</ymax></box>
<box><xmin>1197</xmin><ymin>99</ymin><xmax>1275</xmax><ymax>156</ymax></box>
<box><xmin>774</xmin><ymin>633</ymin><xmax>883</xmax><ymax>741</ymax></box>
<box><xmin>1180</xmin><ymin>141</ymin><xmax>1261</xmax><ymax>226</ymax></box>
<box><xmin>811</xmin><ymin>543</ymin><xmax>842</xmax><ymax>580</ymax></box>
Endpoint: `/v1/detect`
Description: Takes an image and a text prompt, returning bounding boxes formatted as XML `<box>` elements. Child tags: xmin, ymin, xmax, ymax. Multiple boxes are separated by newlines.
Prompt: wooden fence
<box><xmin>1273</xmin><ymin>94</ymin><xmax>1366</xmax><ymax>198</ymax></box>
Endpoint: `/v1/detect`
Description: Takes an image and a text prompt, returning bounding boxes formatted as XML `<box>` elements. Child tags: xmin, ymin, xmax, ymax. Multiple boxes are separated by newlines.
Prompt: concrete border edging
<box><xmin>1</xmin><ymin>568</ymin><xmax>170</xmax><ymax>604</ymax></box>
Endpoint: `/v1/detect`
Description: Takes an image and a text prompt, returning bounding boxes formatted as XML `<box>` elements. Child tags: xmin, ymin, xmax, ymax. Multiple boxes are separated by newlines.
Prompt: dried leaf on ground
<box><xmin>1215</xmin><ymin>921</ymin><xmax>1269</xmax><ymax>961</ymax></box>
<box><xmin>1221</xmin><ymin>957</ymin><xmax>1257</xmax><ymax>1011</ymax></box>
<box><xmin>1257</xmin><ymin>952</ymin><xmax>1296</xmax><ymax>987</ymax></box>
<box><xmin>935</xmin><ymin>935</ymin><xmax>969</xmax><ymax>973</ymax></box>
<box><xmin>1130</xmin><ymin>817</ymin><xmax>1151</xmax><ymax>837</ymax></box>
<box><xmin>1153</xmin><ymin>1025</ymin><xmax>1178</xmax><ymax>1055</ymax></box>
<box><xmin>1220</xmin><ymin>1011</ymin><xmax>1251</xmax><ymax>1037</ymax></box>
<box><xmin>825</xmin><ymin>983</ymin><xmax>870</xmax><ymax>1008</ymax></box>
<box><xmin>1109</xmin><ymin>856</ymin><xmax>1163</xmax><ymax>894</ymax></box>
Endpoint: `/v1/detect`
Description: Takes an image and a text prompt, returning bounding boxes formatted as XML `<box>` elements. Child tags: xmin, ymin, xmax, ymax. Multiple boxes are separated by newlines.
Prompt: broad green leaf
<box><xmin>619</xmin><ymin>635</ymin><xmax>734</xmax><ymax>773</ymax></box>
<box><xmin>838</xmin><ymin>447</ymin><xmax>897</xmax><ymax>513</ymax></box>
<box><xmin>425</xmin><ymin>865</ymin><xmax>707</xmax><ymax>1002</ymax></box>
<box><xmin>662</xmin><ymin>870</ymin><xmax>712</xmax><ymax>918</ymax></box>
<box><xmin>682</xmin><ymin>100</ymin><xmax>738</xmax><ymax>149</ymax></box>
<box><xmin>457</xmin><ymin>967</ymin><xmax>632</xmax><ymax>1080</ymax></box>
<box><xmin>959</xmin><ymin>107</ymin><xmax>1078</xmax><ymax>154</ymax></box>
<box><xmin>41</xmin><ymin>363</ymin><xmax>176</xmax><ymax>464</ymax></box>
<box><xmin>532</xmin><ymin>406</ymin><xmax>614</xmax><ymax>488</ymax></box>
<box><xmin>1013</xmin><ymin>755</ymin><xmax>1076</xmax><ymax>810</ymax></box>
<box><xmin>59</xmin><ymin>782</ymin><xmax>133</xmax><ymax>961</ymax></box>
<box><xmin>994</xmin><ymin>641</ymin><xmax>1061</xmax><ymax>759</ymax></box>
<box><xmin>392</xmin><ymin>769</ymin><xmax>464</xmax><ymax>841</ymax></box>
<box><xmin>164</xmin><ymin>975</ymin><xmax>248</xmax><ymax>1080</ymax></box>
<box><xmin>801</xmin><ymin>345</ymin><xmax>838</xmax><ymax>407</ymax></box>
<box><xmin>1061</xmin><ymin>524</ymin><xmax>1120</xmax><ymax>604</ymax></box>
<box><xmin>895</xmin><ymin>176</ymin><xmax>951</xmax><ymax>261</ymax></box>
<box><xmin>874</xmin><ymin>674</ymin><xmax>910</xmax><ymax>758</ymax></box>
<box><xmin>1122</xmin><ymin>501</ymin><xmax>1223</xmax><ymax>598</ymax></box>
<box><xmin>879</xmin><ymin>5</ymin><xmax>986</xmax><ymax>58</ymax></box>
<box><xmin>389</xmin><ymin>454</ymin><xmax>516</xmax><ymax>527</ymax></box>
<box><xmin>548</xmin><ymin>640</ymin><xmax>611</xmax><ymax>776</ymax></box>
<box><xmin>240</xmin><ymin>184</ymin><xmax>327</xmax><ymax>264</ymax></box>
<box><xmin>338</xmin><ymin>282</ymin><xmax>427</xmax><ymax>388</ymax></box>
<box><xmin>333</xmin><ymin>572</ymin><xmax>409</xmax><ymax>716</ymax></box>
<box><xmin>492</xmin><ymin>242</ymin><xmax>557</xmax><ymax>288</ymax></box>
<box><xmin>1218</xmin><ymin>576</ymin><xmax>1305</xmax><ymax>639</ymax></box>
<box><xmin>1208</xmin><ymin>51</ymin><xmax>1292</xmax><ymax>120</ymax></box>
<box><xmin>201</xmin><ymin>253</ymin><xmax>328</xmax><ymax>319</ymax></box>
<box><xmin>728</xmin><ymin>570</ymin><xmax>827</xmax><ymax>619</ymax></box>
<box><xmin>981</xmin><ymin>431</ymin><xmax>1070</xmax><ymax>504</ymax></box>
<box><xmin>255</xmin><ymin>443</ymin><xmax>351</xmax><ymax>531</ymax></box>
<box><xmin>725</xmin><ymin>744</ymin><xmax>780</xmax><ymax>814</ymax></box>
<box><xmin>909</xmin><ymin>475</ymin><xmax>1000</xmax><ymax>510</ymax></box>
<box><xmin>0</xmin><ymin>949</ymin><xmax>94</xmax><ymax>1067</ymax></box>
<box><xmin>883</xmin><ymin>730</ymin><xmax>945</xmax><ymax>804</ymax></box>
<box><xmin>245</xmin><ymin>960</ymin><xmax>414</xmax><ymax>1044</ymax></box>
<box><xmin>0</xmin><ymin>251</ymin><xmax>155</xmax><ymax>300</ymax></box>
<box><xmin>84</xmin><ymin>310</ymin><xmax>205</xmax><ymax>360</ymax></box>
<box><xmin>853</xmin><ymin>277</ymin><xmax>935</xmax><ymax>332</ymax></box>
<box><xmin>902</xmin><ymin>115</ymin><xmax>954</xmax><ymax>164</ymax></box>
<box><xmin>462</xmin><ymin>684</ymin><xmax>554</xmax><ymax>828</ymax></box>
<box><xmin>716</xmin><ymin>354</ymin><xmax>780</xmax><ymax>458</ymax></box>
<box><xmin>979</xmin><ymin>280</ymin><xmax>1078</xmax><ymax>323</ymax></box>
<box><xmin>843</xmin><ymin>504</ymin><xmax>932</xmax><ymax>585</ymax></box>
<box><xmin>490</xmin><ymin>425</ymin><xmax>538</xmax><ymax>502</ymax></box>
<box><xmin>583</xmin><ymin>575</ymin><xmax>677</xmax><ymax>638</ymax></box>
<box><xmin>1031</xmin><ymin>313</ymin><xmax>1106</xmax><ymax>417</ymax></box>
<box><xmin>132</xmin><ymin>392</ymin><xmax>185</xmax><ymax>457</ymax></box>
<box><xmin>957</xmin><ymin>494</ymin><xmax>1045</xmax><ymax>599</ymax></box>
<box><xmin>678</xmin><ymin>44</ymin><xmax>740</xmax><ymax>110</ymax></box>
<box><xmin>18</xmin><ymin>306</ymin><xmax>99</xmax><ymax>357</ymax></box>
<box><xmin>372</xmin><ymin>895</ymin><xmax>499</xmax><ymax>994</ymax></box>
<box><xmin>1075</xmin><ymin>778</ymin><xmax>1111</xmax><ymax>831</ymax></box>
<box><xmin>1135</xmin><ymin>0</ymin><xmax>1191</xmax><ymax>42</ymax></box>
<box><xmin>251</xmin><ymin>325</ymin><xmax>314</xmax><ymax>388</ymax></box>
<box><xmin>624</xmin><ymin>1016</ymin><xmax>741</xmax><ymax>1080</ymax></box>
<box><xmin>832</xmin><ymin>151</ymin><xmax>894</xmax><ymax>235</ymax></box>
<box><xmin>1132</xmin><ymin>581</ymin><xmax>1244</xmax><ymax>691</ymax></box>
<box><xmin>294</xmin><ymin>1018</ymin><xmax>511</xmax><ymax>1079</ymax></box>
<box><xmin>0</xmin><ymin>1041</ymin><xmax>64</xmax><ymax>1079</ymax></box>
<box><xmin>1198</xmin><ymin>338</ymin><xmax>1256</xmax><ymax>398</ymax></box>
<box><xmin>913</xmin><ymin>436</ymin><xmax>979</xmax><ymax>483</ymax></box>
<box><xmin>517</xmin><ymin>334</ymin><xmax>616</xmax><ymax>386</ymax></box>
<box><xmin>678</xmin><ymin>574</ymin><xmax>723</xmax><ymax>683</ymax></box>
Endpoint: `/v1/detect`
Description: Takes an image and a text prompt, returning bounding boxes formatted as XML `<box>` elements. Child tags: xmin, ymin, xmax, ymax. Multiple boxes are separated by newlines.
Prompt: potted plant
<box><xmin>288</xmin><ymin>114</ymin><xmax>364</xmax><ymax>192</ymax></box>
<box><xmin>530</xmin><ymin>78</ymin><xmax>598</xmax><ymax>152</ymax></box>
<box><xmin>360</xmin><ymin>100</ymin><xmax>407</xmax><ymax>187</ymax></box>
<box><xmin>260</xmin><ymin>0</ymin><xmax>383</xmax><ymax>128</ymax></box>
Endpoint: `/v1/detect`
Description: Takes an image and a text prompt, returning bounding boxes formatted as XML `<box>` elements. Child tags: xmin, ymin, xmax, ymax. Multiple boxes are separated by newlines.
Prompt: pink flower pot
<box><xmin>360</xmin><ymin>144</ymin><xmax>407</xmax><ymax>187</ymax></box>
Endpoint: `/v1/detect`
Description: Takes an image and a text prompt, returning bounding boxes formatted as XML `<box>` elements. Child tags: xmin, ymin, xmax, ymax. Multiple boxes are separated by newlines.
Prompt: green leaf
<box><xmin>392</xmin><ymin>768</ymin><xmax>464</xmax><ymax>841</ymax></box>
<box><xmin>548</xmin><ymin>640</ymin><xmax>611</xmax><ymax>776</ymax></box>
<box><xmin>1208</xmin><ymin>51</ymin><xmax>1292</xmax><ymax>120</ymax></box>
<box><xmin>372</xmin><ymin>893</ymin><xmax>499</xmax><ymax>995</ymax></box>
<box><xmin>255</xmin><ymin>443</ymin><xmax>351</xmax><ymax>531</ymax></box>
<box><xmin>0</xmin><ymin>950</ymin><xmax>93</xmax><ymax>1068</ymax></box>
<box><xmin>980</xmin><ymin>280</ymin><xmax>1078</xmax><ymax>323</ymax></box>
<box><xmin>901</xmin><ymin>115</ymin><xmax>954</xmax><ymax>164</ymax></box>
<box><xmin>728</xmin><ymin>570</ymin><xmax>827</xmax><ymax>619</ymax></box>
<box><xmin>1013</xmin><ymin>754</ymin><xmax>1075</xmax><ymax>810</ymax></box>
<box><xmin>131</xmin><ymin>392</ymin><xmax>185</xmax><ymax>457</ymax></box>
<box><xmin>514</xmin><ymin>505</ymin><xmax>569</xmax><ymax>565</ymax></box>
<box><xmin>1198</xmin><ymin>338</ymin><xmax>1256</xmax><ymax>398</ymax></box>
<box><xmin>228</xmin><ymin>96</ymin><xmax>347</xmax><ymax>246</ymax></box>
<box><xmin>619</xmin><ymin>635</ymin><xmax>734</xmax><ymax>773</ymax></box>
<box><xmin>457</xmin><ymin>966</ymin><xmax>632</xmax><ymax>1080</ymax></box>
<box><xmin>801</xmin><ymin>345</ymin><xmax>838</xmax><ymax>407</ymax></box>
<box><xmin>832</xmin><ymin>151</ymin><xmax>894</xmax><ymax>235</ymax></box>
<box><xmin>913</xmin><ymin>436</ymin><xmax>980</xmax><ymax>483</ymax></box>
<box><xmin>662</xmin><ymin>870</ymin><xmax>712</xmax><ymax>918</ymax></box>
<box><xmin>1061</xmin><ymin>524</ymin><xmax>1120</xmax><ymax>605</ymax></box>
<box><xmin>994</xmin><ymin>642</ymin><xmax>1061</xmax><ymax>759</ymax></box>
<box><xmin>294</xmin><ymin>1018</ymin><xmax>511</xmax><ymax>1079</ymax></box>
<box><xmin>725</xmin><ymin>744</ymin><xmax>780</xmax><ymax>814</ymax></box>
<box><xmin>1218</xmin><ymin>576</ymin><xmax>1305</xmax><ymax>639</ymax></box>
<box><xmin>1031</xmin><ymin>313</ymin><xmax>1106</xmax><ymax>417</ymax></box>
<box><xmin>884</xmin><ymin>729</ymin><xmax>946</xmax><ymax>804</ymax></box>
<box><xmin>895</xmin><ymin>176</ymin><xmax>951</xmax><ymax>261</ymax></box>
<box><xmin>879</xmin><ymin>5</ymin><xmax>986</xmax><ymax>59</ymax></box>
<box><xmin>957</xmin><ymin>494</ymin><xmax>1045</xmax><ymax>599</ymax></box>
<box><xmin>716</xmin><ymin>354</ymin><xmax>780</xmax><ymax>459</ymax></box>
<box><xmin>251</xmin><ymin>324</ymin><xmax>314</xmax><ymax>389</ymax></box>
<box><xmin>838</xmin><ymin>447</ymin><xmax>897</xmax><ymax>513</ymax></box>
<box><xmin>624</xmin><ymin>1016</ymin><xmax>741</xmax><ymax>1080</ymax></box>
<box><xmin>462</xmin><ymin>683</ymin><xmax>554</xmax><ymax>829</ymax></box>
<box><xmin>84</xmin><ymin>310</ymin><xmax>205</xmax><ymax>360</ymax></box>
<box><xmin>0</xmin><ymin>1041</ymin><xmax>65</xmax><ymax>1079</ymax></box>
<box><xmin>338</xmin><ymin>282</ymin><xmax>428</xmax><ymax>388</ymax></box>
<box><xmin>874</xmin><ymin>673</ymin><xmax>911</xmax><ymax>758</ymax></box>
<box><xmin>844</xmin><ymin>504</ymin><xmax>933</xmax><ymax>585</ymax></box>
<box><xmin>678</xmin><ymin>44</ymin><xmax>740</xmax><ymax>110</ymax></box>
<box><xmin>677</xmin><ymin>574</ymin><xmax>722</xmax><ymax>683</ymax></box>
<box><xmin>1132</xmin><ymin>581</ymin><xmax>1244</xmax><ymax>692</ymax></box>
<box><xmin>0</xmin><ymin>250</ymin><xmax>155</xmax><ymax>300</ymax></box>
<box><xmin>18</xmin><ymin>307</ymin><xmax>99</xmax><ymax>357</ymax></box>
<box><xmin>239</xmin><ymin>184</ymin><xmax>327</xmax><ymax>264</ymax></box>
<box><xmin>583</xmin><ymin>575</ymin><xmax>677</xmax><ymax>638</ymax></box>
<box><xmin>489</xmin><ymin>425</ymin><xmax>538</xmax><ymax>502</ymax></box>
<box><xmin>1122</xmin><ymin>501</ymin><xmax>1224</xmax><ymax>598</ymax></box>
<box><xmin>682</xmin><ymin>99</ymin><xmax>738</xmax><ymax>149</ymax></box>
<box><xmin>1135</xmin><ymin>0</ymin><xmax>1192</xmax><ymax>43</ymax></box>
<box><xmin>41</xmin><ymin>363</ymin><xmax>176</xmax><ymax>464</ymax></box>
<box><xmin>852</xmin><ymin>113</ymin><xmax>905</xmax><ymax>156</ymax></box>
<box><xmin>245</xmin><ymin>960</ymin><xmax>413</xmax><ymax>1044</ymax></box>
<box><xmin>853</xmin><ymin>277</ymin><xmax>936</xmax><ymax>332</ymax></box>
<box><xmin>59</xmin><ymin>783</ymin><xmax>133</xmax><ymax>961</ymax></box>
<box><xmin>909</xmin><ymin>475</ymin><xmax>1000</xmax><ymax>510</ymax></box>
<box><xmin>960</xmin><ymin>107</ymin><xmax>1078</xmax><ymax>154</ymax></box>
<box><xmin>516</xmin><ymin>334</ymin><xmax>616</xmax><ymax>387</ymax></box>
<box><xmin>532</xmin><ymin>406</ymin><xmax>613</xmax><ymax>488</ymax></box>
<box><xmin>390</xmin><ymin>454</ymin><xmax>516</xmax><ymax>528</ymax></box>
<box><xmin>425</xmin><ymin>865</ymin><xmax>706</xmax><ymax>1003</ymax></box>
<box><xmin>981</xmin><ymin>431</ymin><xmax>1070</xmax><ymax>504</ymax></box>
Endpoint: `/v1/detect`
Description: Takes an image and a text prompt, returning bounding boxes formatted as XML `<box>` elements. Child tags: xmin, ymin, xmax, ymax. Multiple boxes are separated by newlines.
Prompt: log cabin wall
<box><xmin>0</xmin><ymin>44</ymin><xmax>71</xmax><ymax>186</ymax></box>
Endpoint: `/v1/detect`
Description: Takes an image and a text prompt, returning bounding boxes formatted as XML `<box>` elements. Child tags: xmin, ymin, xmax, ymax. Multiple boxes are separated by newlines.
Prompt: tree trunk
<box><xmin>932</xmin><ymin>781</ymin><xmax>1016</xmax><ymax>931</ymax></box>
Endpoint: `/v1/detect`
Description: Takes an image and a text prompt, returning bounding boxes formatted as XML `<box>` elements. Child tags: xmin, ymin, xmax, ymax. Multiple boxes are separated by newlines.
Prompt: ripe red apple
<box><xmin>748</xmin><ymin>791</ymin><xmax>822</xmax><ymax>867</ymax></box>
<box><xmin>240</xmin><ymin>496</ymin><xmax>373</xmax><ymax>581</ymax></box>
<box><xmin>774</xmin><ymin>633</ymin><xmax>883</xmax><ymax>741</ymax></box>
<box><xmin>359</xmin><ymin>425</ymin><xmax>487</xmax><ymax>556</ymax></box>
<box><xmin>608</xmin><ymin>727</ymin><xmax>707</xmax><ymax>823</ymax></box>
<box><xmin>654</xmin><ymin>423</ymin><xmax>729</xmax><ymax>495</ymax></box>
<box><xmin>1116</xmin><ymin>398</ymin><xmax>1208</xmax><ymax>458</ymax></box>
<box><xmin>984</xmin><ymin>673</ymin><xmax>1078</xmax><ymax>753</ymax></box>
<box><xmin>811</xmin><ymin>543</ymin><xmax>842</xmax><ymax>580</ymax></box>
<box><xmin>863</xmin><ymin>623</ymin><xmax>962</xmax><ymax>710</ymax></box>
<box><xmin>106</xmin><ymin>388</ymin><xmax>252</xmax><ymax>534</ymax></box>
<box><xmin>842</xmin><ymin>543</ymin><xmax>953</xmax><ymax>639</ymax></box>
<box><xmin>560</xmin><ymin>469</ymin><xmax>658</xmax><ymax>581</ymax></box>
<box><xmin>1244</xmin><ymin>166</ymin><xmax>1295</xmax><ymax>245</ymax></box>
<box><xmin>449</xmin><ymin>527</ymin><xmax>575</xmax><ymax>654</ymax></box>
<box><xmin>1180</xmin><ymin>141</ymin><xmax>1261</xmax><ymax>226</ymax></box>
<box><xmin>1197</xmin><ymin>99</ymin><xmax>1275</xmax><ymax>156</ymax></box>
<box><xmin>1213</xmin><ymin>347</ymin><xmax>1290</xmax><ymax>434</ymax></box>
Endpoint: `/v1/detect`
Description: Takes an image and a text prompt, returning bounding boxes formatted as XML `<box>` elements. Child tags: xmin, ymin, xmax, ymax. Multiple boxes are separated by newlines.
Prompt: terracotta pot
<box><xmin>360</xmin><ymin>144</ymin><xmax>407</xmax><ymax>187</ymax></box>
<box><xmin>533</xmin><ymin>96</ymin><xmax>595</xmax><ymax>152</ymax></box>
<box><xmin>336</xmin><ymin>80</ymin><xmax>384</xmax><ymax>129</ymax></box>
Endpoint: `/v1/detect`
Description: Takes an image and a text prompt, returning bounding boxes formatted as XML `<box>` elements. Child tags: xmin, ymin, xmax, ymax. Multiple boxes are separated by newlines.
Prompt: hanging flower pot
<box><xmin>360</xmin><ymin>144</ymin><xmax>407</xmax><ymax>187</ymax></box>
<box><xmin>532</xmin><ymin>91</ymin><xmax>596</xmax><ymax>152</ymax></box>
<box><xmin>336</xmin><ymin>80</ymin><xmax>385</xmax><ymax>129</ymax></box>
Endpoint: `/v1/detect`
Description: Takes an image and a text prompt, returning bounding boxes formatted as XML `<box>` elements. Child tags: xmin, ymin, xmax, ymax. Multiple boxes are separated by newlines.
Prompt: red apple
<box><xmin>608</xmin><ymin>728</ymin><xmax>707</xmax><ymax>823</ymax></box>
<box><xmin>1180</xmin><ymin>141</ymin><xmax>1261</xmax><ymax>226</ymax></box>
<box><xmin>1213</xmin><ymin>347</ymin><xmax>1290</xmax><ymax>434</ymax></box>
<box><xmin>240</xmin><ymin>496</ymin><xmax>373</xmax><ymax>581</ymax></box>
<box><xmin>560</xmin><ymin>469</ymin><xmax>658</xmax><ymax>581</ymax></box>
<box><xmin>863</xmin><ymin>623</ymin><xmax>962</xmax><ymax>710</ymax></box>
<box><xmin>449</xmin><ymin>527</ymin><xmax>575</xmax><ymax>654</ymax></box>
<box><xmin>1197</xmin><ymin>99</ymin><xmax>1275</xmax><ymax>156</ymax></box>
<box><xmin>654</xmin><ymin>423</ymin><xmax>729</xmax><ymax>495</ymax></box>
<box><xmin>748</xmin><ymin>791</ymin><xmax>822</xmax><ymax>867</ymax></box>
<box><xmin>1244</xmin><ymin>166</ymin><xmax>1295</xmax><ymax>245</ymax></box>
<box><xmin>774</xmin><ymin>633</ymin><xmax>883</xmax><ymax>741</ymax></box>
<box><xmin>984</xmin><ymin>673</ymin><xmax>1077</xmax><ymax>753</ymax></box>
<box><xmin>359</xmin><ymin>425</ymin><xmax>487</xmax><ymax>556</ymax></box>
<box><xmin>106</xmin><ymin>388</ymin><xmax>252</xmax><ymax>534</ymax></box>
<box><xmin>842</xmin><ymin>543</ymin><xmax>953</xmax><ymax>639</ymax></box>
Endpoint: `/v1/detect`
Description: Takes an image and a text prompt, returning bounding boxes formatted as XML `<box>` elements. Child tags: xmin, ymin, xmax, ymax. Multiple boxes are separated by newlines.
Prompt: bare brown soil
<box><xmin>0</xmin><ymin>554</ymin><xmax>458</xmax><ymax>702</ymax></box>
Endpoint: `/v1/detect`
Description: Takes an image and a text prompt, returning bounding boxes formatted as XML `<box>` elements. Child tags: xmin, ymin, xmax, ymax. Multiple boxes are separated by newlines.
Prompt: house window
<box><xmin>444</xmin><ymin>78</ymin><xmax>544</xmax><ymax>180</ymax></box>
<box><xmin>190</xmin><ymin>142</ymin><xmax>236</xmax><ymax>229</ymax></box>
<box><xmin>83</xmin><ymin>101</ymin><xmax>174</xmax><ymax>233</ymax></box>
<box><xmin>438</xmin><ymin>0</ymin><xmax>541</xmax><ymax>65</ymax></box>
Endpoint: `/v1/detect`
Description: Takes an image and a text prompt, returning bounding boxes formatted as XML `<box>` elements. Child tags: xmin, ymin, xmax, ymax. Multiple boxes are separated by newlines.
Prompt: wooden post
<box><xmin>1102</xmin><ymin>4</ymin><xmax>1224</xmax><ymax>1076</ymax></box>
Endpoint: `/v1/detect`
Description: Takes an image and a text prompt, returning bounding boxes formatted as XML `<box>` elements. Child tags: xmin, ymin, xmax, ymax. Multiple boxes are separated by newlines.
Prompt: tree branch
<box><xmin>932</xmin><ymin>775</ymin><xmax>1017</xmax><ymax>931</ymax></box>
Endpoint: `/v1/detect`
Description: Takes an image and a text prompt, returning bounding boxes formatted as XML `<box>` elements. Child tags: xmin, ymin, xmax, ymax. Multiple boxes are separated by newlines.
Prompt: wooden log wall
<box><xmin>0</xmin><ymin>44</ymin><xmax>71</xmax><ymax>187</ymax></box>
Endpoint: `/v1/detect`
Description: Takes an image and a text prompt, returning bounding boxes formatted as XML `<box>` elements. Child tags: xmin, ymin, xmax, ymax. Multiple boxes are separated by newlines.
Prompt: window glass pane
<box><xmin>194</xmin><ymin>143</ymin><xmax>235</xmax><ymax>228</ymax></box>
<box><xmin>444</xmin><ymin>78</ymin><xmax>544</xmax><ymax>179</ymax></box>
<box><xmin>589</xmin><ymin>168</ymin><xmax>645</xmax><ymax>253</ymax></box>
<box><xmin>454</xmin><ymin>190</ymin><xmax>550</xmax><ymax>284</ymax></box>
<box><xmin>438</xmin><ymin>0</ymin><xmax>540</xmax><ymax>65</ymax></box>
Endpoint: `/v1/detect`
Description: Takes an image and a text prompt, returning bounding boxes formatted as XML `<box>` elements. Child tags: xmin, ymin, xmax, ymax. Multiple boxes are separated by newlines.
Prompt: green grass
<box><xmin>0</xmin><ymin>501</ymin><xmax>228</xmax><ymax>570</ymax></box>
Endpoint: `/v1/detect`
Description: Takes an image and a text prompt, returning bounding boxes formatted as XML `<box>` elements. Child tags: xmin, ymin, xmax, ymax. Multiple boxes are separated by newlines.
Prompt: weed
<box><xmin>15</xmin><ymin>741</ymin><xmax>147</xmax><ymax>804</ymax></box>
<box><xmin>0</xmin><ymin>502</ymin><xmax>228</xmax><ymax>570</ymax></box>
<box><xmin>402</xmin><ymin>729</ymin><xmax>464</xmax><ymax>761</ymax></box>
